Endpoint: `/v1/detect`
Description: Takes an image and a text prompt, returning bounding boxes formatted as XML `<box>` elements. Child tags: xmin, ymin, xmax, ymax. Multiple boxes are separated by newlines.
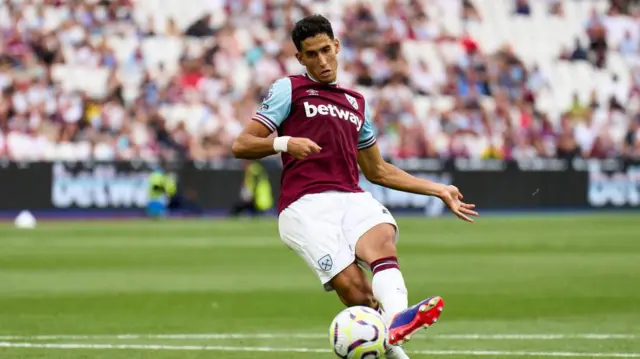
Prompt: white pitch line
<box><xmin>0</xmin><ymin>342</ymin><xmax>326</xmax><ymax>353</ymax></box>
<box><xmin>0</xmin><ymin>333</ymin><xmax>636</xmax><ymax>341</ymax></box>
<box><xmin>1</xmin><ymin>342</ymin><xmax>640</xmax><ymax>358</ymax></box>
<box><xmin>440</xmin><ymin>334</ymin><xmax>638</xmax><ymax>340</ymax></box>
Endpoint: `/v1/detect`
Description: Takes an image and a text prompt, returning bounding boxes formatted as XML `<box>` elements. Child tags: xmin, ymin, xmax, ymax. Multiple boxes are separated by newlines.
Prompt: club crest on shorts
<box><xmin>345</xmin><ymin>94</ymin><xmax>358</xmax><ymax>110</ymax></box>
<box><xmin>318</xmin><ymin>254</ymin><xmax>333</xmax><ymax>271</ymax></box>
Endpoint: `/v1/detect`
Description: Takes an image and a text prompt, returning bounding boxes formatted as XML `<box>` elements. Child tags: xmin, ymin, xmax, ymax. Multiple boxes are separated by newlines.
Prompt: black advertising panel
<box><xmin>0</xmin><ymin>159</ymin><xmax>637</xmax><ymax>214</ymax></box>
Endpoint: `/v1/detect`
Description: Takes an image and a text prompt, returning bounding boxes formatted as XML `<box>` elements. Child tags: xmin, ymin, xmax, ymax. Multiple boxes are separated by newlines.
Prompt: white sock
<box><xmin>381</xmin><ymin>308</ymin><xmax>410</xmax><ymax>359</ymax></box>
<box><xmin>371</xmin><ymin>257</ymin><xmax>408</xmax><ymax>324</ymax></box>
<box><xmin>370</xmin><ymin>257</ymin><xmax>410</xmax><ymax>359</ymax></box>
<box><xmin>380</xmin><ymin>306</ymin><xmax>410</xmax><ymax>359</ymax></box>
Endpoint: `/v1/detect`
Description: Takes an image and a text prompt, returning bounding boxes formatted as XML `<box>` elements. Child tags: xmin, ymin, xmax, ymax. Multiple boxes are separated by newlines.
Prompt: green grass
<box><xmin>0</xmin><ymin>214</ymin><xmax>639</xmax><ymax>358</ymax></box>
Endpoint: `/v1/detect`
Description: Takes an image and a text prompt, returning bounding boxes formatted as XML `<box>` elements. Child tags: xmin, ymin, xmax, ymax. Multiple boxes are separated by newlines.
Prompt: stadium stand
<box><xmin>0</xmin><ymin>0</ymin><xmax>639</xmax><ymax>161</ymax></box>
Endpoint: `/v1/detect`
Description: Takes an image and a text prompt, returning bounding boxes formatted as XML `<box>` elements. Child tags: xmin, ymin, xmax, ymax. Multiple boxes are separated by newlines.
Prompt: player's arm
<box><xmin>357</xmin><ymin>144</ymin><xmax>478</xmax><ymax>222</ymax></box>
<box><xmin>232</xmin><ymin>78</ymin><xmax>321</xmax><ymax>160</ymax></box>
<box><xmin>357</xmin><ymin>144</ymin><xmax>446</xmax><ymax>197</ymax></box>
<box><xmin>356</xmin><ymin>99</ymin><xmax>478</xmax><ymax>222</ymax></box>
<box><xmin>232</xmin><ymin>121</ymin><xmax>279</xmax><ymax>159</ymax></box>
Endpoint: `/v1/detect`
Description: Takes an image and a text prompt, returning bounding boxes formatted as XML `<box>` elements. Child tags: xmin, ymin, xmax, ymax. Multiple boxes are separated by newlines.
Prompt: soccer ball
<box><xmin>329</xmin><ymin>306</ymin><xmax>388</xmax><ymax>359</ymax></box>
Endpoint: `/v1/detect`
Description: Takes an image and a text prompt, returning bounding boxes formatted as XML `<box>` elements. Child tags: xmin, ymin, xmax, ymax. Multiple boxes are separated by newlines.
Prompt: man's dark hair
<box><xmin>291</xmin><ymin>14</ymin><xmax>334</xmax><ymax>52</ymax></box>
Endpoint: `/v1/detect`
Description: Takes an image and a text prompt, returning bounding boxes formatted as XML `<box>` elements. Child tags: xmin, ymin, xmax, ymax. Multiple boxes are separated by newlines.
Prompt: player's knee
<box><xmin>376</xmin><ymin>225</ymin><xmax>397</xmax><ymax>257</ymax></box>
<box><xmin>357</xmin><ymin>224</ymin><xmax>398</xmax><ymax>263</ymax></box>
<box><xmin>381</xmin><ymin>237</ymin><xmax>397</xmax><ymax>258</ymax></box>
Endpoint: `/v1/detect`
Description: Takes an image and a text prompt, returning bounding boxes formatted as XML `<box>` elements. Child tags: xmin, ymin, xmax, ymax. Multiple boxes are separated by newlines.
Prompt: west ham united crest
<box><xmin>345</xmin><ymin>94</ymin><xmax>358</xmax><ymax>110</ymax></box>
<box><xmin>318</xmin><ymin>254</ymin><xmax>333</xmax><ymax>271</ymax></box>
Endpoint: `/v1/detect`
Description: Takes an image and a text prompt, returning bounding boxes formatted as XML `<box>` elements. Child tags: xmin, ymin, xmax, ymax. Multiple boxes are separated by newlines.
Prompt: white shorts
<box><xmin>278</xmin><ymin>191</ymin><xmax>398</xmax><ymax>291</ymax></box>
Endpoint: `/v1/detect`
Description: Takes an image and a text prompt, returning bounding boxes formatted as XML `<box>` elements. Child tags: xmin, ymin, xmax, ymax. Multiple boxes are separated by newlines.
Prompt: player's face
<box><xmin>296</xmin><ymin>34</ymin><xmax>340</xmax><ymax>84</ymax></box>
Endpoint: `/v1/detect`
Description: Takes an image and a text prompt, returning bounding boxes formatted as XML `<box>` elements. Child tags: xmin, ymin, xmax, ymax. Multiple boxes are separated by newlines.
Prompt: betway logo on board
<box><xmin>303</xmin><ymin>102</ymin><xmax>362</xmax><ymax>131</ymax></box>
<box><xmin>588</xmin><ymin>165</ymin><xmax>640</xmax><ymax>207</ymax></box>
<box><xmin>51</xmin><ymin>163</ymin><xmax>149</xmax><ymax>208</ymax></box>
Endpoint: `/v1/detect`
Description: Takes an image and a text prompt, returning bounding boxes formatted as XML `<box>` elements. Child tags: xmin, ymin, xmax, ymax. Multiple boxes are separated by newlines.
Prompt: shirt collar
<box><xmin>305</xmin><ymin>72</ymin><xmax>338</xmax><ymax>85</ymax></box>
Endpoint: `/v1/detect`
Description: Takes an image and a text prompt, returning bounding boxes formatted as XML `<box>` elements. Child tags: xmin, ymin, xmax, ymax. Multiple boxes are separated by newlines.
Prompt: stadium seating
<box><xmin>0</xmin><ymin>0</ymin><xmax>638</xmax><ymax>160</ymax></box>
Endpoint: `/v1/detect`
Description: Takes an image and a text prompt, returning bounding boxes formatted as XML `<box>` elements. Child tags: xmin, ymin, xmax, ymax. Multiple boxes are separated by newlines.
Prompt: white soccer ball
<box><xmin>329</xmin><ymin>306</ymin><xmax>388</xmax><ymax>359</ymax></box>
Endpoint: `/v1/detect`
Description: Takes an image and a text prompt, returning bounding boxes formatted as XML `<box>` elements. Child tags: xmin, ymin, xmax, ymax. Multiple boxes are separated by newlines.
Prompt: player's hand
<box><xmin>439</xmin><ymin>185</ymin><xmax>478</xmax><ymax>223</ymax></box>
<box><xmin>287</xmin><ymin>137</ymin><xmax>322</xmax><ymax>160</ymax></box>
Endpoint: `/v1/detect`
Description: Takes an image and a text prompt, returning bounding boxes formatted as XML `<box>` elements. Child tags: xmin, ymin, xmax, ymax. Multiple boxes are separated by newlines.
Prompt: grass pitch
<box><xmin>0</xmin><ymin>214</ymin><xmax>639</xmax><ymax>358</ymax></box>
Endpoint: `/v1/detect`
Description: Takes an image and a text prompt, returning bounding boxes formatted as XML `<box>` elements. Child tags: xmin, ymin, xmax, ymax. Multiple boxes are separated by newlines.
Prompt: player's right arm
<box><xmin>232</xmin><ymin>78</ymin><xmax>321</xmax><ymax>160</ymax></box>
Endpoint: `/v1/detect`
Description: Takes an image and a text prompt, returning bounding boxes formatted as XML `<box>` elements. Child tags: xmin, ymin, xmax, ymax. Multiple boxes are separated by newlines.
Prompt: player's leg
<box><xmin>328</xmin><ymin>262</ymin><xmax>378</xmax><ymax>308</ymax></box>
<box><xmin>345</xmin><ymin>192</ymin><xmax>444</xmax><ymax>346</ymax></box>
<box><xmin>278</xmin><ymin>192</ymin><xmax>375</xmax><ymax>302</ymax></box>
<box><xmin>355</xmin><ymin>223</ymin><xmax>408</xmax><ymax>323</ymax></box>
<box><xmin>327</xmin><ymin>263</ymin><xmax>410</xmax><ymax>359</ymax></box>
<box><xmin>278</xmin><ymin>192</ymin><xmax>413</xmax><ymax>359</ymax></box>
<box><xmin>356</xmin><ymin>224</ymin><xmax>444</xmax><ymax>345</ymax></box>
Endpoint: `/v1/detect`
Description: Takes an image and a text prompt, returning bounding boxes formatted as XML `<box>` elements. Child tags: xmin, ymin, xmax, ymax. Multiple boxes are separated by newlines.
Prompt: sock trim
<box><xmin>370</xmin><ymin>256</ymin><xmax>399</xmax><ymax>275</ymax></box>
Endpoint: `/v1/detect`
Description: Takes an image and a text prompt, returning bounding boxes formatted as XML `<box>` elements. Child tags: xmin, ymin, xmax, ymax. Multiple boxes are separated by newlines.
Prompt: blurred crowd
<box><xmin>1</xmin><ymin>0</ymin><xmax>639</xmax><ymax>161</ymax></box>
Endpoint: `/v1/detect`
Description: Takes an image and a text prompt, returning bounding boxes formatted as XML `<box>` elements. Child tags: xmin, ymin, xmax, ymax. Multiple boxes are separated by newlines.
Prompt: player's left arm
<box><xmin>356</xmin><ymin>100</ymin><xmax>478</xmax><ymax>222</ymax></box>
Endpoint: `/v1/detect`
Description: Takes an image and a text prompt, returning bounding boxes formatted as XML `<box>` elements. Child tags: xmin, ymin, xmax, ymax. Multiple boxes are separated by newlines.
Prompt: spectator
<box><xmin>570</xmin><ymin>38</ymin><xmax>589</xmax><ymax>61</ymax></box>
<box><xmin>618</xmin><ymin>30</ymin><xmax>639</xmax><ymax>57</ymax></box>
<box><xmin>184</xmin><ymin>14</ymin><xmax>216</xmax><ymax>38</ymax></box>
<box><xmin>586</xmin><ymin>8</ymin><xmax>609</xmax><ymax>68</ymax></box>
<box><xmin>514</xmin><ymin>0</ymin><xmax>531</xmax><ymax>16</ymax></box>
<box><xmin>547</xmin><ymin>0</ymin><xmax>564</xmax><ymax>16</ymax></box>
<box><xmin>623</xmin><ymin>116</ymin><xmax>640</xmax><ymax>157</ymax></box>
<box><xmin>0</xmin><ymin>0</ymin><xmax>637</xmax><ymax>162</ymax></box>
<box><xmin>462</xmin><ymin>0</ymin><xmax>482</xmax><ymax>22</ymax></box>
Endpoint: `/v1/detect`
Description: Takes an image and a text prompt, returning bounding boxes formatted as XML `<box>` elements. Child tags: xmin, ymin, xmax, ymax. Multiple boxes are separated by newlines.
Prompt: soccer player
<box><xmin>232</xmin><ymin>14</ymin><xmax>478</xmax><ymax>359</ymax></box>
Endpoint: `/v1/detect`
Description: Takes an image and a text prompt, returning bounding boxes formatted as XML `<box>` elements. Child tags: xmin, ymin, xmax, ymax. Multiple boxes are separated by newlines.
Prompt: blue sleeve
<box><xmin>358</xmin><ymin>97</ymin><xmax>377</xmax><ymax>150</ymax></box>
<box><xmin>253</xmin><ymin>78</ymin><xmax>292</xmax><ymax>132</ymax></box>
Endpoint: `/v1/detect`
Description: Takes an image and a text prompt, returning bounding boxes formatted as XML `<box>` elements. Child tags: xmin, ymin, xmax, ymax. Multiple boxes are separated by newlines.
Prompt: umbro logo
<box><xmin>307</xmin><ymin>89</ymin><xmax>319</xmax><ymax>96</ymax></box>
